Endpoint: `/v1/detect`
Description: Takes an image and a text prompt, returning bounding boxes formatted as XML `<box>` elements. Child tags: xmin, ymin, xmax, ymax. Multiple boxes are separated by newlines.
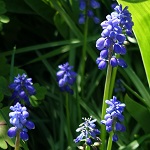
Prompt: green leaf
<box><xmin>12</xmin><ymin>68</ymin><xmax>26</xmax><ymax>78</ymax></box>
<box><xmin>119</xmin><ymin>134</ymin><xmax>150</xmax><ymax>150</ymax></box>
<box><xmin>54</xmin><ymin>12</ymin><xmax>69</xmax><ymax>39</ymax></box>
<box><xmin>30</xmin><ymin>83</ymin><xmax>47</xmax><ymax>107</ymax></box>
<box><xmin>34</xmin><ymin>83</ymin><xmax>47</xmax><ymax>100</ymax></box>
<box><xmin>24</xmin><ymin>0</ymin><xmax>55</xmax><ymax>23</ymax></box>
<box><xmin>0</xmin><ymin>76</ymin><xmax>11</xmax><ymax>101</ymax></box>
<box><xmin>0</xmin><ymin>56</ymin><xmax>10</xmax><ymax>77</ymax></box>
<box><xmin>124</xmin><ymin>94</ymin><xmax>150</xmax><ymax>133</ymax></box>
<box><xmin>117</xmin><ymin>0</ymin><xmax>150</xmax><ymax>87</ymax></box>
<box><xmin>0</xmin><ymin>15</ymin><xmax>9</xmax><ymax>23</ymax></box>
<box><xmin>124</xmin><ymin>66</ymin><xmax>150</xmax><ymax>108</ymax></box>
<box><xmin>0</xmin><ymin>107</ymin><xmax>15</xmax><ymax>149</ymax></box>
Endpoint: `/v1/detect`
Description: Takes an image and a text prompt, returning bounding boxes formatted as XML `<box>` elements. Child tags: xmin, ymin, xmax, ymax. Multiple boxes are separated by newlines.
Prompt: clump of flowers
<box><xmin>7</xmin><ymin>102</ymin><xmax>35</xmax><ymax>141</ymax></box>
<box><xmin>78</xmin><ymin>0</ymin><xmax>100</xmax><ymax>24</ymax></box>
<box><xmin>101</xmin><ymin>96</ymin><xmax>126</xmax><ymax>142</ymax></box>
<box><xmin>96</xmin><ymin>4</ymin><xmax>134</xmax><ymax>70</ymax></box>
<box><xmin>9</xmin><ymin>74</ymin><xmax>36</xmax><ymax>104</ymax></box>
<box><xmin>74</xmin><ymin>116</ymin><xmax>100</xmax><ymax>146</ymax></box>
<box><xmin>56</xmin><ymin>62</ymin><xmax>77</xmax><ymax>94</ymax></box>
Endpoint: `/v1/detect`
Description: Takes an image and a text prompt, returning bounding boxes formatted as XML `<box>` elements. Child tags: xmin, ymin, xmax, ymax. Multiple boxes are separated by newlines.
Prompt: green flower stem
<box><xmin>66</xmin><ymin>93</ymin><xmax>71</xmax><ymax>146</ymax></box>
<box><xmin>108</xmin><ymin>66</ymin><xmax>118</xmax><ymax>99</ymax></box>
<box><xmin>101</xmin><ymin>64</ymin><xmax>112</xmax><ymax>150</ymax></box>
<box><xmin>81</xmin><ymin>18</ymin><xmax>89</xmax><ymax>97</ymax></box>
<box><xmin>15</xmin><ymin>131</ymin><xmax>20</xmax><ymax>150</ymax></box>
<box><xmin>108</xmin><ymin>54</ymin><xmax>120</xmax><ymax>98</ymax></box>
<box><xmin>85</xmin><ymin>145</ymin><xmax>91</xmax><ymax>150</ymax></box>
<box><xmin>106</xmin><ymin>131</ymin><xmax>113</xmax><ymax>150</ymax></box>
<box><xmin>76</xmin><ymin>85</ymin><xmax>81</xmax><ymax>122</ymax></box>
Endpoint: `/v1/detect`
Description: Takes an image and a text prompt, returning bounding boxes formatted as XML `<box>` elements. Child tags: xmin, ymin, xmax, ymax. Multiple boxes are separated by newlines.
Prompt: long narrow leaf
<box><xmin>117</xmin><ymin>0</ymin><xmax>150</xmax><ymax>87</ymax></box>
<box><xmin>125</xmin><ymin>94</ymin><xmax>150</xmax><ymax>133</ymax></box>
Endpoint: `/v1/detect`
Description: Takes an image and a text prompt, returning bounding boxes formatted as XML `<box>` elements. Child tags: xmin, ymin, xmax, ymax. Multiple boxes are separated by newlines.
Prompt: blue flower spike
<box><xmin>96</xmin><ymin>4</ymin><xmax>134</xmax><ymax>70</ymax></box>
<box><xmin>101</xmin><ymin>96</ymin><xmax>126</xmax><ymax>142</ymax></box>
<box><xmin>74</xmin><ymin>116</ymin><xmax>101</xmax><ymax>147</ymax></box>
<box><xmin>56</xmin><ymin>62</ymin><xmax>77</xmax><ymax>94</ymax></box>
<box><xmin>9</xmin><ymin>74</ymin><xmax>36</xmax><ymax>104</ymax></box>
<box><xmin>78</xmin><ymin>0</ymin><xmax>100</xmax><ymax>24</ymax></box>
<box><xmin>7</xmin><ymin>102</ymin><xmax>35</xmax><ymax>141</ymax></box>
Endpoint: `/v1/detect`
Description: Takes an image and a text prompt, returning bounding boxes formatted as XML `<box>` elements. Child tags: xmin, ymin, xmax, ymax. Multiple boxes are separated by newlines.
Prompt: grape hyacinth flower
<box><xmin>7</xmin><ymin>102</ymin><xmax>35</xmax><ymax>141</ymax></box>
<box><xmin>101</xmin><ymin>96</ymin><xmax>126</xmax><ymax>142</ymax></box>
<box><xmin>9</xmin><ymin>74</ymin><xmax>36</xmax><ymax>104</ymax></box>
<box><xmin>96</xmin><ymin>4</ymin><xmax>134</xmax><ymax>70</ymax></box>
<box><xmin>74</xmin><ymin>116</ymin><xmax>100</xmax><ymax>146</ymax></box>
<box><xmin>78</xmin><ymin>0</ymin><xmax>100</xmax><ymax>24</ymax></box>
<box><xmin>56</xmin><ymin>62</ymin><xmax>77</xmax><ymax>94</ymax></box>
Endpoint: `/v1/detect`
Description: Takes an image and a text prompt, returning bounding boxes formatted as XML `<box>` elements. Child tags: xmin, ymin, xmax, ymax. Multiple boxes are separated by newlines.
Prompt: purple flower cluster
<box><xmin>101</xmin><ymin>96</ymin><xmax>126</xmax><ymax>142</ymax></box>
<box><xmin>96</xmin><ymin>4</ymin><xmax>133</xmax><ymax>70</ymax></box>
<box><xmin>79</xmin><ymin>0</ymin><xmax>100</xmax><ymax>24</ymax></box>
<box><xmin>74</xmin><ymin>116</ymin><xmax>100</xmax><ymax>146</ymax></box>
<box><xmin>9</xmin><ymin>74</ymin><xmax>36</xmax><ymax>104</ymax></box>
<box><xmin>56</xmin><ymin>62</ymin><xmax>77</xmax><ymax>94</ymax></box>
<box><xmin>7</xmin><ymin>102</ymin><xmax>35</xmax><ymax>141</ymax></box>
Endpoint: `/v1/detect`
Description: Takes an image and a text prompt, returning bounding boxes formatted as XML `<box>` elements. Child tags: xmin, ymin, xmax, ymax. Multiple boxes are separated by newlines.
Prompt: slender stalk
<box><xmin>106</xmin><ymin>131</ymin><xmax>113</xmax><ymax>150</ymax></box>
<box><xmin>108</xmin><ymin>67</ymin><xmax>118</xmax><ymax>99</ymax></box>
<box><xmin>15</xmin><ymin>131</ymin><xmax>20</xmax><ymax>150</ymax></box>
<box><xmin>81</xmin><ymin>17</ymin><xmax>89</xmax><ymax>97</ymax></box>
<box><xmin>66</xmin><ymin>93</ymin><xmax>71</xmax><ymax>146</ymax></box>
<box><xmin>108</xmin><ymin>54</ymin><xmax>119</xmax><ymax>98</ymax></box>
<box><xmin>60</xmin><ymin>95</ymin><xmax>64</xmax><ymax>149</ymax></box>
<box><xmin>76</xmin><ymin>84</ymin><xmax>81</xmax><ymax>122</ymax></box>
<box><xmin>100</xmin><ymin>64</ymin><xmax>112</xmax><ymax>150</ymax></box>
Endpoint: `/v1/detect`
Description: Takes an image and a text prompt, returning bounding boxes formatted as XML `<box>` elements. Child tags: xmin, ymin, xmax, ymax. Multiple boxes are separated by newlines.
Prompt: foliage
<box><xmin>0</xmin><ymin>0</ymin><xmax>150</xmax><ymax>150</ymax></box>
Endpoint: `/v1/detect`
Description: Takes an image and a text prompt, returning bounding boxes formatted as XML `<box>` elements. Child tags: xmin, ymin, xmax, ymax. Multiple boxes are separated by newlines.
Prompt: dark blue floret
<box><xmin>9</xmin><ymin>74</ymin><xmax>36</xmax><ymax>104</ymax></box>
<box><xmin>56</xmin><ymin>62</ymin><xmax>77</xmax><ymax>94</ymax></box>
<box><xmin>101</xmin><ymin>96</ymin><xmax>126</xmax><ymax>142</ymax></box>
<box><xmin>96</xmin><ymin>57</ymin><xmax>107</xmax><ymax>70</ymax></box>
<box><xmin>112</xmin><ymin>134</ymin><xmax>118</xmax><ymax>142</ymax></box>
<box><xmin>96</xmin><ymin>4</ymin><xmax>133</xmax><ymax>70</ymax></box>
<box><xmin>74</xmin><ymin>116</ymin><xmax>100</xmax><ymax>146</ymax></box>
<box><xmin>7</xmin><ymin>102</ymin><xmax>35</xmax><ymax>141</ymax></box>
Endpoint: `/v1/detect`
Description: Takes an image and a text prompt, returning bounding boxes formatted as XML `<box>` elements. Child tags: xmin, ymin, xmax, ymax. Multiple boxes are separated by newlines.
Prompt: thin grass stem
<box><xmin>81</xmin><ymin>18</ymin><xmax>89</xmax><ymax>97</ymax></box>
<box><xmin>66</xmin><ymin>93</ymin><xmax>71</xmax><ymax>146</ymax></box>
<box><xmin>101</xmin><ymin>64</ymin><xmax>112</xmax><ymax>150</ymax></box>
